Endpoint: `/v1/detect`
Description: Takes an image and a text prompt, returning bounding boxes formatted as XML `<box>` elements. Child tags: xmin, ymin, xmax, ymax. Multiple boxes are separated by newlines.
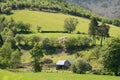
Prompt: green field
<box><xmin>1</xmin><ymin>10</ymin><xmax>120</xmax><ymax>37</ymax></box>
<box><xmin>0</xmin><ymin>70</ymin><xmax>120</xmax><ymax>80</ymax></box>
<box><xmin>2</xmin><ymin>10</ymin><xmax>89</xmax><ymax>32</ymax></box>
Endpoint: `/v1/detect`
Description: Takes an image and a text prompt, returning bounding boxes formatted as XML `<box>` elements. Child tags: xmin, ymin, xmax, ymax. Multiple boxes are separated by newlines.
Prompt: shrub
<box><xmin>76</xmin><ymin>31</ymin><xmax>81</xmax><ymax>34</ymax></box>
<box><xmin>41</xmin><ymin>30</ymin><xmax>68</xmax><ymax>33</ymax></box>
<box><xmin>64</xmin><ymin>36</ymin><xmax>91</xmax><ymax>53</ymax></box>
<box><xmin>71</xmin><ymin>58</ymin><xmax>92</xmax><ymax>74</ymax></box>
<box><xmin>41</xmin><ymin>38</ymin><xmax>62</xmax><ymax>54</ymax></box>
<box><xmin>43</xmin><ymin>58</ymin><xmax>53</xmax><ymax>64</ymax></box>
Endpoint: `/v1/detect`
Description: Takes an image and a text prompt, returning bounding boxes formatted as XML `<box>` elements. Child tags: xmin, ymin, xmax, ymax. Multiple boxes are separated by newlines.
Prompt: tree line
<box><xmin>0</xmin><ymin>17</ymin><xmax>31</xmax><ymax>69</ymax></box>
<box><xmin>0</xmin><ymin>0</ymin><xmax>120</xmax><ymax>27</ymax></box>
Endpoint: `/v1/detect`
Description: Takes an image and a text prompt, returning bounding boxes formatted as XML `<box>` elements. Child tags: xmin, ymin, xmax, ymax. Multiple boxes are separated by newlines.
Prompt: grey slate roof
<box><xmin>56</xmin><ymin>60</ymin><xmax>66</xmax><ymax>65</ymax></box>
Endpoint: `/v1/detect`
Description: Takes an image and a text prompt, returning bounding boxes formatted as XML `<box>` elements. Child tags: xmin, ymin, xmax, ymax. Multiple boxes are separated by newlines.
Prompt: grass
<box><xmin>24</xmin><ymin>33</ymin><xmax>87</xmax><ymax>39</ymax></box>
<box><xmin>1</xmin><ymin>10</ymin><xmax>120</xmax><ymax>37</ymax></box>
<box><xmin>43</xmin><ymin>53</ymin><xmax>75</xmax><ymax>63</ymax></box>
<box><xmin>2</xmin><ymin>10</ymin><xmax>89</xmax><ymax>33</ymax></box>
<box><xmin>0</xmin><ymin>70</ymin><xmax>120</xmax><ymax>80</ymax></box>
<box><xmin>1</xmin><ymin>10</ymin><xmax>120</xmax><ymax>80</ymax></box>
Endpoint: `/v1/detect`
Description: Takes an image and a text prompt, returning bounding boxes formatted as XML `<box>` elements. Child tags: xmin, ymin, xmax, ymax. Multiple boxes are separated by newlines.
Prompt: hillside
<box><xmin>0</xmin><ymin>0</ymin><xmax>120</xmax><ymax>79</ymax></box>
<box><xmin>68</xmin><ymin>0</ymin><xmax>120</xmax><ymax>18</ymax></box>
<box><xmin>1</xmin><ymin>10</ymin><xmax>120</xmax><ymax>37</ymax></box>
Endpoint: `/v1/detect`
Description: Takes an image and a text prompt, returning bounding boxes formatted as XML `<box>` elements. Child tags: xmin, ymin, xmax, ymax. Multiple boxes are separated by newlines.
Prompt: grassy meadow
<box><xmin>0</xmin><ymin>70</ymin><xmax>120</xmax><ymax>80</ymax></box>
<box><xmin>2</xmin><ymin>10</ymin><xmax>89</xmax><ymax>32</ymax></box>
<box><xmin>1</xmin><ymin>10</ymin><xmax>120</xmax><ymax>37</ymax></box>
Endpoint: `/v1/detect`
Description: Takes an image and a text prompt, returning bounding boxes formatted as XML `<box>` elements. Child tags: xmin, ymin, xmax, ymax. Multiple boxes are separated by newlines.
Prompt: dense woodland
<box><xmin>0</xmin><ymin>0</ymin><xmax>120</xmax><ymax>77</ymax></box>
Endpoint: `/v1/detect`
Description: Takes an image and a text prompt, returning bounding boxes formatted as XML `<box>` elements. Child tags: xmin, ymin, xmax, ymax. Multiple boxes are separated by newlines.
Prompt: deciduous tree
<box><xmin>64</xmin><ymin>18</ymin><xmax>78</xmax><ymax>33</ymax></box>
<box><xmin>102</xmin><ymin>37</ymin><xmax>120</xmax><ymax>76</ymax></box>
<box><xmin>88</xmin><ymin>17</ymin><xmax>98</xmax><ymax>45</ymax></box>
<box><xmin>30</xmin><ymin>43</ymin><xmax>44</xmax><ymax>72</ymax></box>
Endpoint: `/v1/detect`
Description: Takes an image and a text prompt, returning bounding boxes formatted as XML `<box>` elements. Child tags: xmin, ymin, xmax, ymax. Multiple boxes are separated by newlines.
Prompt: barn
<box><xmin>56</xmin><ymin>60</ymin><xmax>71</xmax><ymax>70</ymax></box>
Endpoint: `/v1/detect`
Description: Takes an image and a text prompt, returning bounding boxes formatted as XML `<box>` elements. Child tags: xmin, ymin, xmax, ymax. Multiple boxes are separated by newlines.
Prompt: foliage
<box><xmin>102</xmin><ymin>37</ymin><xmax>120</xmax><ymax>76</ymax></box>
<box><xmin>5</xmin><ymin>36</ymin><xmax>17</xmax><ymax>50</ymax></box>
<box><xmin>41</xmin><ymin>38</ymin><xmax>61</xmax><ymax>54</ymax></box>
<box><xmin>43</xmin><ymin>58</ymin><xmax>53</xmax><ymax>64</ymax></box>
<box><xmin>0</xmin><ymin>3</ymin><xmax>11</xmax><ymax>14</ymax></box>
<box><xmin>0</xmin><ymin>43</ymin><xmax>13</xmax><ymax>69</ymax></box>
<box><xmin>64</xmin><ymin>36</ymin><xmax>91</xmax><ymax>53</ymax></box>
<box><xmin>14</xmin><ymin>34</ymin><xmax>24</xmax><ymax>45</ymax></box>
<box><xmin>0</xmin><ymin>42</ymin><xmax>21</xmax><ymax>69</ymax></box>
<box><xmin>89</xmin><ymin>18</ymin><xmax>110</xmax><ymax>46</ymax></box>
<box><xmin>0</xmin><ymin>0</ymin><xmax>120</xmax><ymax>27</ymax></box>
<box><xmin>41</xmin><ymin>30</ymin><xmax>68</xmax><ymax>33</ymax></box>
<box><xmin>1</xmin><ymin>27</ymin><xmax>14</xmax><ymax>41</ymax></box>
<box><xmin>97</xmin><ymin>23</ymin><xmax>110</xmax><ymax>46</ymax></box>
<box><xmin>36</xmin><ymin>25</ymin><xmax>41</xmax><ymax>32</ymax></box>
<box><xmin>30</xmin><ymin>43</ymin><xmax>44</xmax><ymax>72</ymax></box>
<box><xmin>17</xmin><ymin>21</ymin><xmax>30</xmax><ymax>32</ymax></box>
<box><xmin>71</xmin><ymin>58</ymin><xmax>92</xmax><ymax>74</ymax></box>
<box><xmin>9</xmin><ymin>49</ymin><xmax>21</xmax><ymax>69</ymax></box>
<box><xmin>0</xmin><ymin>16</ymin><xmax>6</xmax><ymax>33</ymax></box>
<box><xmin>88</xmin><ymin>17</ymin><xmax>98</xmax><ymax>45</ymax></box>
<box><xmin>0</xmin><ymin>34</ymin><xmax>3</xmax><ymax>47</ymax></box>
<box><xmin>64</xmin><ymin>18</ymin><xmax>78</xmax><ymax>33</ymax></box>
<box><xmin>30</xmin><ymin>35</ymin><xmax>41</xmax><ymax>46</ymax></box>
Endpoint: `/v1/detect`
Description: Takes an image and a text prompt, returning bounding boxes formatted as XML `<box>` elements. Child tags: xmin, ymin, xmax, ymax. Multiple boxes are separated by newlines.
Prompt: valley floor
<box><xmin>0</xmin><ymin>70</ymin><xmax>120</xmax><ymax>80</ymax></box>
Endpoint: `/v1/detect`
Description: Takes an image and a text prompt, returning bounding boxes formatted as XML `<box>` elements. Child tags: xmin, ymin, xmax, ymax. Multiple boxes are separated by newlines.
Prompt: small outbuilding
<box><xmin>56</xmin><ymin>60</ymin><xmax>71</xmax><ymax>70</ymax></box>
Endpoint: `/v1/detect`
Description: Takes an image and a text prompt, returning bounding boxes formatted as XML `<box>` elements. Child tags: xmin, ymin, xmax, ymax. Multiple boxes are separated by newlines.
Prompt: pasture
<box><xmin>0</xmin><ymin>70</ymin><xmax>120</xmax><ymax>80</ymax></box>
<box><xmin>1</xmin><ymin>10</ymin><xmax>120</xmax><ymax>37</ymax></box>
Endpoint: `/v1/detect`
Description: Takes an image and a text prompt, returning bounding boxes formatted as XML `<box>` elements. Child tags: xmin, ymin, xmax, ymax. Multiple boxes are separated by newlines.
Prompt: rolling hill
<box><xmin>0</xmin><ymin>1</ymin><xmax>120</xmax><ymax>79</ymax></box>
<box><xmin>1</xmin><ymin>10</ymin><xmax>120</xmax><ymax>37</ymax></box>
<box><xmin>68</xmin><ymin>0</ymin><xmax>120</xmax><ymax>18</ymax></box>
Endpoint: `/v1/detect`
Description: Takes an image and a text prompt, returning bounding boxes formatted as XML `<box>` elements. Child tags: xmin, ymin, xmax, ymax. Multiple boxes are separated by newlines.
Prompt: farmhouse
<box><xmin>56</xmin><ymin>60</ymin><xmax>71</xmax><ymax>70</ymax></box>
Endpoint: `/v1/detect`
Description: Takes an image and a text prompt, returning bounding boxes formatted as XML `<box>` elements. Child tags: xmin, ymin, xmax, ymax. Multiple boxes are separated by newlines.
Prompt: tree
<box><xmin>17</xmin><ymin>21</ymin><xmax>30</xmax><ymax>32</ymax></box>
<box><xmin>7</xmin><ymin>18</ymin><xmax>17</xmax><ymax>34</ymax></box>
<box><xmin>64</xmin><ymin>37</ymin><xmax>91</xmax><ymax>53</ymax></box>
<box><xmin>64</xmin><ymin>18</ymin><xmax>78</xmax><ymax>33</ymax></box>
<box><xmin>88</xmin><ymin>17</ymin><xmax>98</xmax><ymax>45</ymax></box>
<box><xmin>30</xmin><ymin>36</ymin><xmax>40</xmax><ymax>46</ymax></box>
<box><xmin>30</xmin><ymin>43</ymin><xmax>44</xmax><ymax>72</ymax></box>
<box><xmin>41</xmin><ymin>38</ymin><xmax>57</xmax><ymax>54</ymax></box>
<box><xmin>0</xmin><ymin>43</ymin><xmax>13</xmax><ymax>69</ymax></box>
<box><xmin>1</xmin><ymin>28</ymin><xmax>14</xmax><ymax>41</ymax></box>
<box><xmin>9</xmin><ymin>49</ymin><xmax>21</xmax><ymax>68</ymax></box>
<box><xmin>0</xmin><ymin>34</ymin><xmax>3</xmax><ymax>47</ymax></box>
<box><xmin>1</xmin><ymin>3</ymin><xmax>11</xmax><ymax>14</ymax></box>
<box><xmin>14</xmin><ymin>34</ymin><xmax>24</xmax><ymax>45</ymax></box>
<box><xmin>102</xmin><ymin>37</ymin><xmax>120</xmax><ymax>76</ymax></box>
<box><xmin>0</xmin><ymin>16</ymin><xmax>6</xmax><ymax>33</ymax></box>
<box><xmin>97</xmin><ymin>23</ymin><xmax>110</xmax><ymax>47</ymax></box>
<box><xmin>36</xmin><ymin>25</ymin><xmax>41</xmax><ymax>32</ymax></box>
<box><xmin>5</xmin><ymin>36</ymin><xmax>17</xmax><ymax>50</ymax></box>
<box><xmin>71</xmin><ymin>58</ymin><xmax>92</xmax><ymax>74</ymax></box>
<box><xmin>91</xmin><ymin>46</ymin><xmax>101</xmax><ymax>68</ymax></box>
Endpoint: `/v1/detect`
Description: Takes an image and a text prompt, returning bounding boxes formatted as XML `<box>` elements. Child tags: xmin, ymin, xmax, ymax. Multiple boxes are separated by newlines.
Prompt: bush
<box><xmin>92</xmin><ymin>69</ymin><xmax>114</xmax><ymax>75</ymax></box>
<box><xmin>76</xmin><ymin>31</ymin><xmax>81</xmax><ymax>34</ymax></box>
<box><xmin>71</xmin><ymin>58</ymin><xmax>92</xmax><ymax>74</ymax></box>
<box><xmin>41</xmin><ymin>38</ymin><xmax>62</xmax><ymax>54</ymax></box>
<box><xmin>64</xmin><ymin>36</ymin><xmax>91</xmax><ymax>53</ymax></box>
<box><xmin>41</xmin><ymin>30</ymin><xmax>68</xmax><ymax>33</ymax></box>
<box><xmin>43</xmin><ymin>58</ymin><xmax>53</xmax><ymax>64</ymax></box>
